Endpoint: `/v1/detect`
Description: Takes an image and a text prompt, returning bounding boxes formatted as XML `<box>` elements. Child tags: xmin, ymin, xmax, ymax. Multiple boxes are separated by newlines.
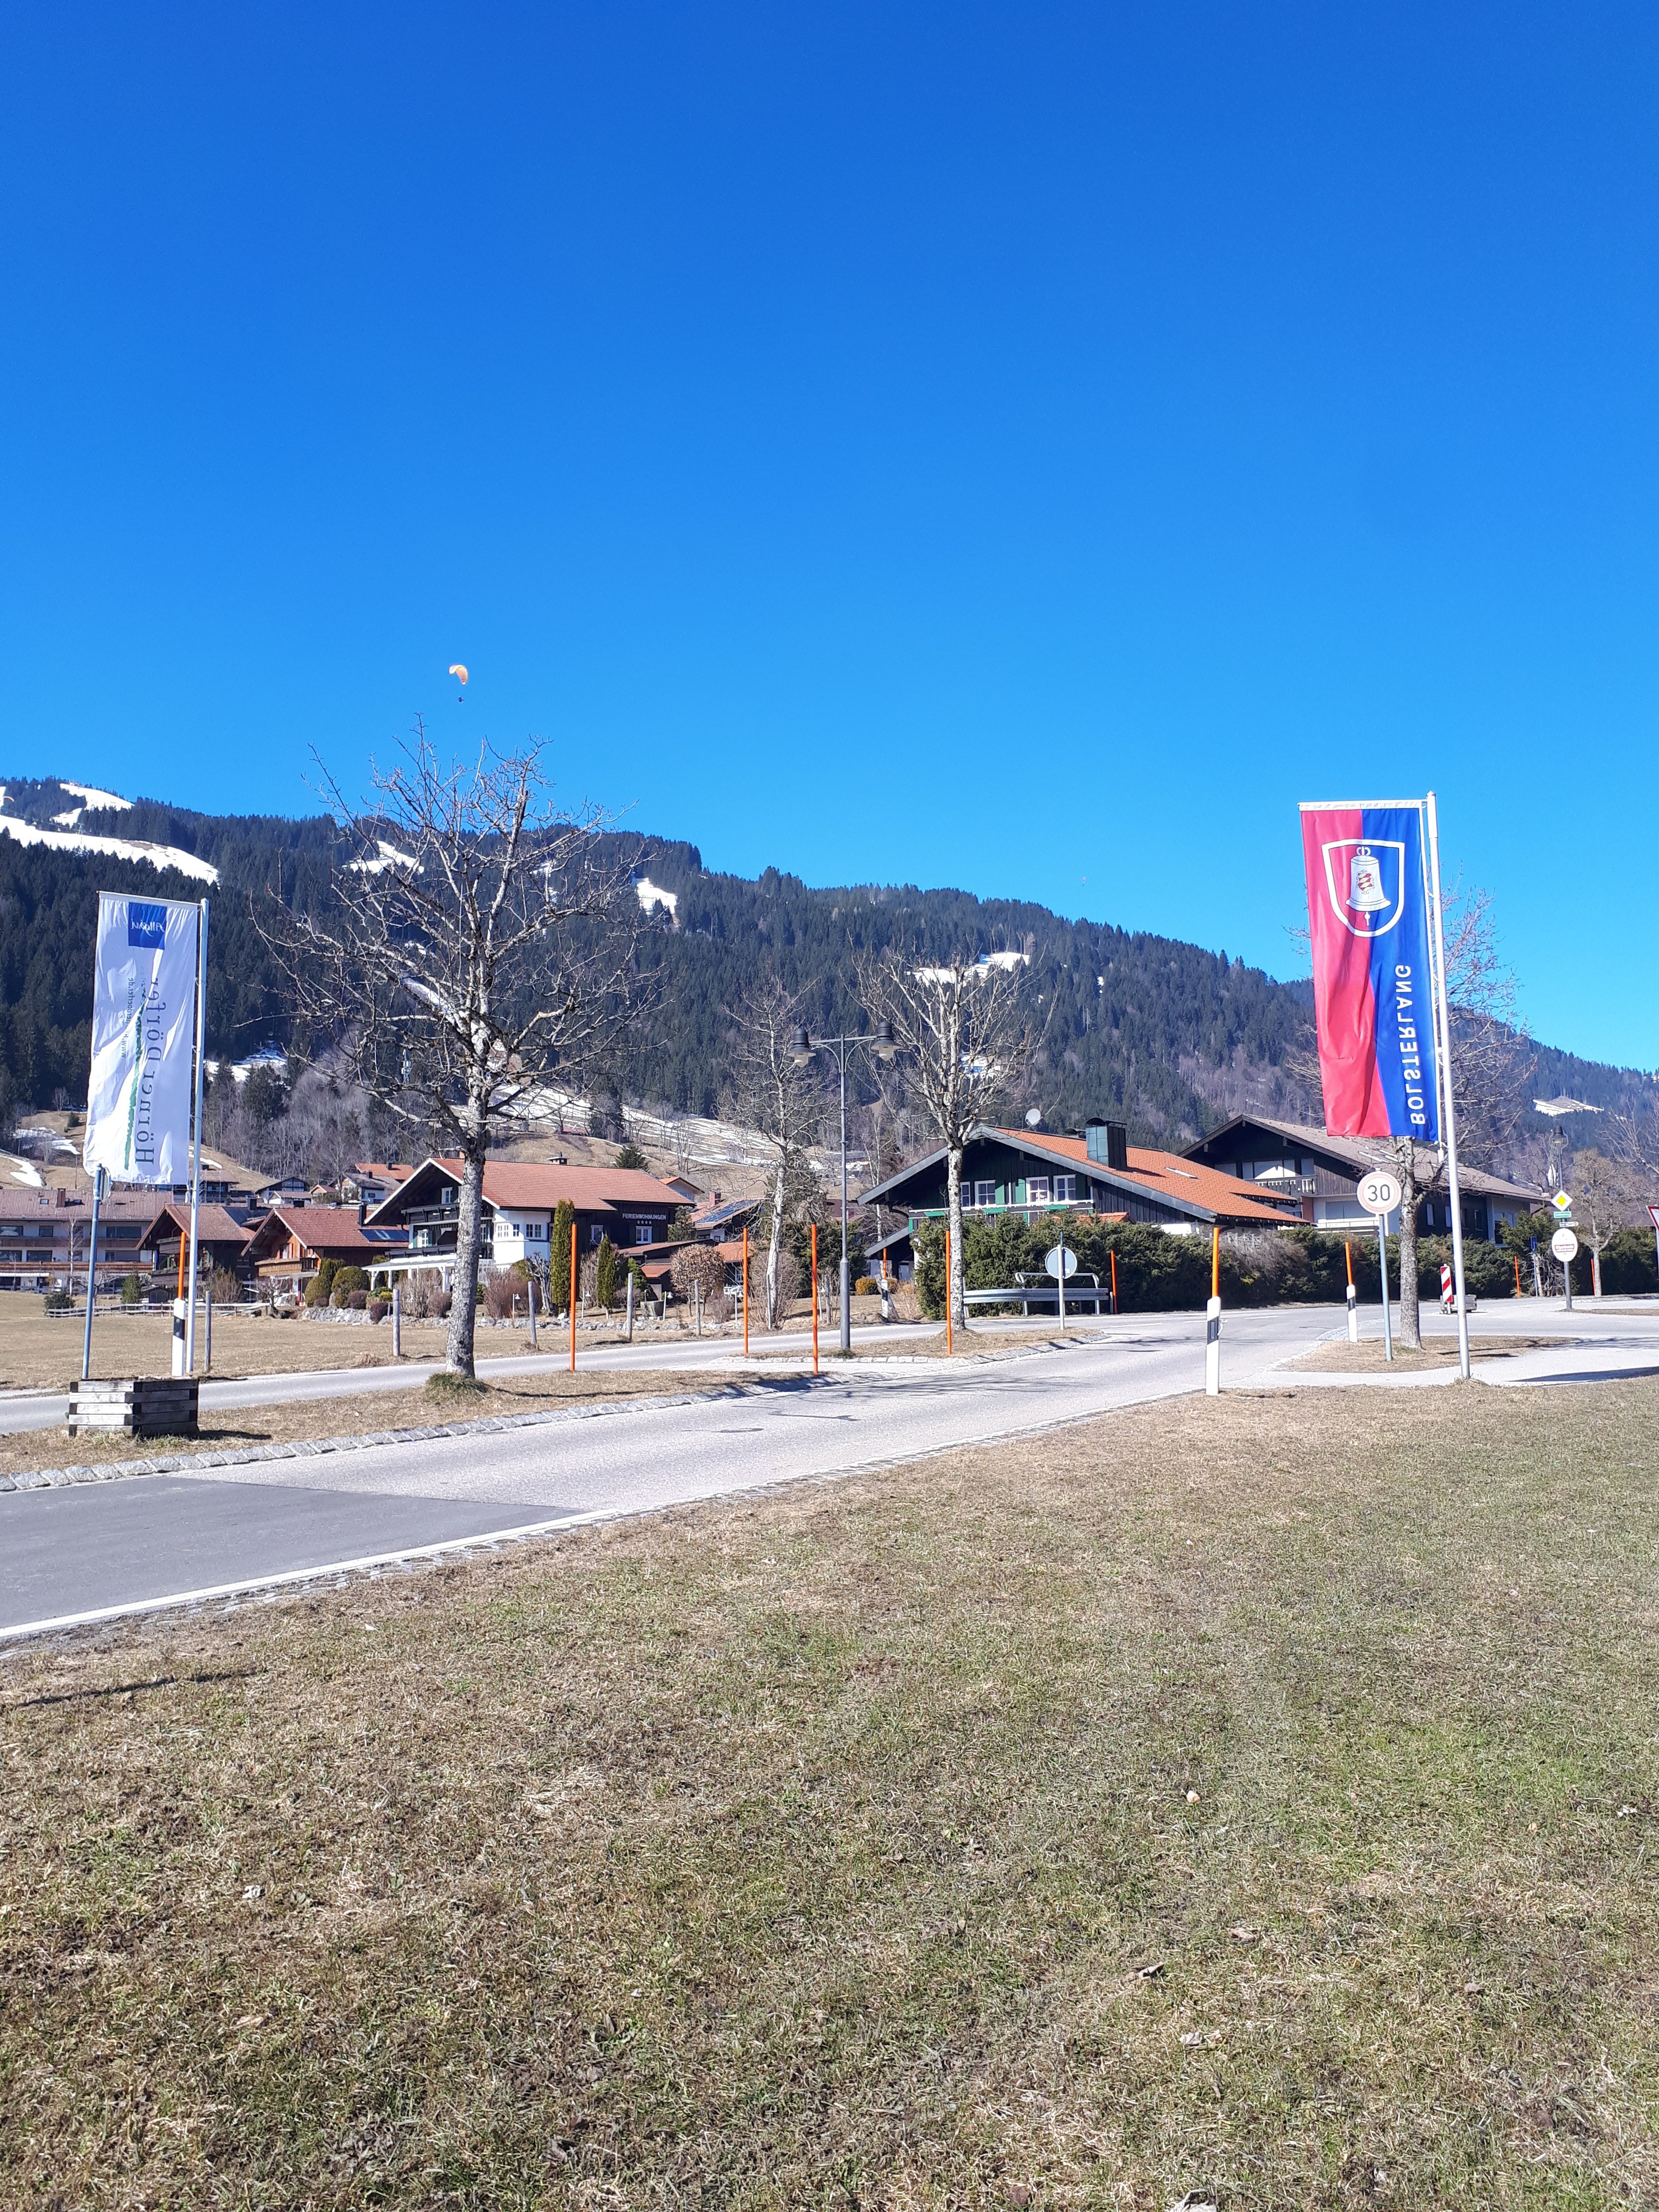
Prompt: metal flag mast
<box><xmin>184</xmin><ymin>899</ymin><xmax>210</xmax><ymax>1374</ymax></box>
<box><xmin>1423</xmin><ymin>793</ymin><xmax>1470</xmax><ymax>1381</ymax></box>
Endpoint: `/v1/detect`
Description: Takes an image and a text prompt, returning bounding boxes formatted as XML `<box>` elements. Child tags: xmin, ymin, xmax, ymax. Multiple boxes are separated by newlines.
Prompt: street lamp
<box><xmin>793</xmin><ymin>1020</ymin><xmax>898</xmax><ymax>1353</ymax></box>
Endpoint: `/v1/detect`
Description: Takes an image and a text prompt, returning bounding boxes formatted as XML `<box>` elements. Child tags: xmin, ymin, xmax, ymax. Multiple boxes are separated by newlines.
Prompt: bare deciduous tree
<box><xmin>857</xmin><ymin>951</ymin><xmax>1034</xmax><ymax>1330</ymax></box>
<box><xmin>269</xmin><ymin>730</ymin><xmax>639</xmax><ymax>1376</ymax></box>
<box><xmin>729</xmin><ymin>979</ymin><xmax>817</xmax><ymax>1329</ymax></box>
<box><xmin>1569</xmin><ymin>1148</ymin><xmax>1644</xmax><ymax>1297</ymax></box>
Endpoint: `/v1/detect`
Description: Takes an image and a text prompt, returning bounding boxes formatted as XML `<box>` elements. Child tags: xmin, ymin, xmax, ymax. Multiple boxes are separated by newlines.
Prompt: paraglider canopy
<box><xmin>448</xmin><ymin>662</ymin><xmax>469</xmax><ymax>701</ymax></box>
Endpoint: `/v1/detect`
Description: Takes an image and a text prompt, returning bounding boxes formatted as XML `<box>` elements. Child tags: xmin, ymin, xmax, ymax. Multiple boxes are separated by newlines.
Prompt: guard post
<box><xmin>1204</xmin><ymin>1226</ymin><xmax>1221</xmax><ymax>1396</ymax></box>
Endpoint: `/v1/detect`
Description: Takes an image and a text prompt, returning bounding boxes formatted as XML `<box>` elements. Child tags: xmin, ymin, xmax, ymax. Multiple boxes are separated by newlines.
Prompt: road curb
<box><xmin>0</xmin><ymin>1383</ymin><xmax>752</xmax><ymax>1496</ymax></box>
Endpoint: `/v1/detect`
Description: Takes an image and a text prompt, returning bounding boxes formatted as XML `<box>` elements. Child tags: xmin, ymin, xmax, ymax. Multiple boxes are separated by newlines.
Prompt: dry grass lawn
<box><xmin>2</xmin><ymin>1380</ymin><xmax>1658</xmax><ymax>2207</ymax></box>
<box><xmin>0</xmin><ymin>1369</ymin><xmax>746</xmax><ymax>1482</ymax></box>
<box><xmin>1285</xmin><ymin>1334</ymin><xmax>1566</xmax><ymax>1375</ymax></box>
<box><xmin>0</xmin><ymin>1293</ymin><xmax>712</xmax><ymax>1394</ymax></box>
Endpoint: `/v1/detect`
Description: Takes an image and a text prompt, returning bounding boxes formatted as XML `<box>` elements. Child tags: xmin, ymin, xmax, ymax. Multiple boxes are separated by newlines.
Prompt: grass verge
<box><xmin>2</xmin><ymin>1380</ymin><xmax>1657</xmax><ymax>2206</ymax></box>
<box><xmin>0</xmin><ymin>1370</ymin><xmax>744</xmax><ymax>1481</ymax></box>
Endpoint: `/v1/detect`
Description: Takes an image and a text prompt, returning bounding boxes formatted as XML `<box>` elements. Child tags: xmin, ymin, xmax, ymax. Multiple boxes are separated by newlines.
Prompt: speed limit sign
<box><xmin>1356</xmin><ymin>1169</ymin><xmax>1403</xmax><ymax>1216</ymax></box>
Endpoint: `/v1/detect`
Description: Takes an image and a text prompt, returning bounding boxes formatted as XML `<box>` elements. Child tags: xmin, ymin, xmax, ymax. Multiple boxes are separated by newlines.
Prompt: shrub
<box><xmin>1592</xmin><ymin>1228</ymin><xmax>1658</xmax><ymax>1296</ymax></box>
<box><xmin>120</xmin><ymin>1272</ymin><xmax>144</xmax><ymax>1307</ymax></box>
<box><xmin>367</xmin><ymin>1298</ymin><xmax>387</xmax><ymax>1322</ymax></box>
<box><xmin>332</xmin><ymin>1265</ymin><xmax>369</xmax><ymax>1298</ymax></box>
<box><xmin>671</xmin><ymin>1242</ymin><xmax>726</xmax><ymax>1306</ymax></box>
<box><xmin>593</xmin><ymin>1234</ymin><xmax>619</xmax><ymax>1311</ymax></box>
<box><xmin>482</xmin><ymin>1267</ymin><xmax>518</xmax><ymax>1321</ymax></box>
<box><xmin>854</xmin><ymin>1276</ymin><xmax>880</xmax><ymax>1297</ymax></box>
<box><xmin>549</xmin><ymin>1200</ymin><xmax>577</xmax><ymax>1310</ymax></box>
<box><xmin>347</xmin><ymin>1289</ymin><xmax>368</xmax><ymax>1311</ymax></box>
<box><xmin>304</xmin><ymin>1260</ymin><xmax>337</xmax><ymax>1308</ymax></box>
<box><xmin>44</xmin><ymin>1288</ymin><xmax>72</xmax><ymax>1312</ymax></box>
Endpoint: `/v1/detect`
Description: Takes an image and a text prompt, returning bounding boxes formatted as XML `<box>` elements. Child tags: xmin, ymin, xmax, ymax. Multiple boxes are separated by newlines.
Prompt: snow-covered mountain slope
<box><xmin>0</xmin><ymin>810</ymin><xmax>218</xmax><ymax>884</ymax></box>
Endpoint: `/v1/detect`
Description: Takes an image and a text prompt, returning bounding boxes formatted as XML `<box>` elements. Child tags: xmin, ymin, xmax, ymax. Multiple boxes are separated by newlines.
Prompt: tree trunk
<box><xmin>1396</xmin><ymin>1180</ymin><xmax>1422</xmax><ymax>1348</ymax></box>
<box><xmin>1592</xmin><ymin>1244</ymin><xmax>1602</xmax><ymax>1298</ymax></box>
<box><xmin>446</xmin><ymin>1141</ymin><xmax>487</xmax><ymax>1376</ymax></box>
<box><xmin>765</xmin><ymin>1162</ymin><xmax>787</xmax><ymax>1328</ymax></box>
<box><xmin>946</xmin><ymin>1144</ymin><xmax>966</xmax><ymax>1331</ymax></box>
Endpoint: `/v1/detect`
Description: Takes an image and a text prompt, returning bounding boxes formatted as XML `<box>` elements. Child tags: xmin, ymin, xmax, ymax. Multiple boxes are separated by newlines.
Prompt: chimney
<box><xmin>1085</xmin><ymin>1119</ymin><xmax>1129</xmax><ymax>1172</ymax></box>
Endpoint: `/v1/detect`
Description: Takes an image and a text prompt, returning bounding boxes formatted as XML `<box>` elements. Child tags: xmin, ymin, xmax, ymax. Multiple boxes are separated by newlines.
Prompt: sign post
<box><xmin>1045</xmin><ymin>1240</ymin><xmax>1076</xmax><ymax>1333</ymax></box>
<box><xmin>1344</xmin><ymin>1238</ymin><xmax>1358</xmax><ymax>1343</ymax></box>
<box><xmin>1551</xmin><ymin>1225</ymin><xmax>1578</xmax><ymax>1311</ymax></box>
<box><xmin>1357</xmin><ymin>1169</ymin><xmax>1402</xmax><ymax>1363</ymax></box>
<box><xmin>1204</xmin><ymin>1225</ymin><xmax>1221</xmax><ymax>1395</ymax></box>
<box><xmin>1649</xmin><ymin>1205</ymin><xmax>1659</xmax><ymax>1298</ymax></box>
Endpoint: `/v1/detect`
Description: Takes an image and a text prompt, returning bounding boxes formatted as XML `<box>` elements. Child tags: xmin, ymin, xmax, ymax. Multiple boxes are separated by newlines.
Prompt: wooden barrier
<box><xmin>65</xmin><ymin>1376</ymin><xmax>200</xmax><ymax>1440</ymax></box>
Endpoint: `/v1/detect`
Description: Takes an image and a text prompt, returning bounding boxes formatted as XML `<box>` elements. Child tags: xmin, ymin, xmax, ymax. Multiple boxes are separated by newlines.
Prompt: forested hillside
<box><xmin>0</xmin><ymin>774</ymin><xmax>1651</xmax><ymax>1162</ymax></box>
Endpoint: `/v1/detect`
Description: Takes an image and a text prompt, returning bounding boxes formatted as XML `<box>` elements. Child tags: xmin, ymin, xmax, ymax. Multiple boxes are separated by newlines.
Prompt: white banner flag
<box><xmin>84</xmin><ymin>894</ymin><xmax>201</xmax><ymax>1186</ymax></box>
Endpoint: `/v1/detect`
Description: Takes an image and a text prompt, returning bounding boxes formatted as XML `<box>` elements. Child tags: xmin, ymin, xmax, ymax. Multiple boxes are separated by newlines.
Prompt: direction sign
<box><xmin>1356</xmin><ymin>1169</ymin><xmax>1403</xmax><ymax>1216</ymax></box>
<box><xmin>1551</xmin><ymin>1227</ymin><xmax>1579</xmax><ymax>1262</ymax></box>
<box><xmin>1045</xmin><ymin>1244</ymin><xmax>1078</xmax><ymax>1280</ymax></box>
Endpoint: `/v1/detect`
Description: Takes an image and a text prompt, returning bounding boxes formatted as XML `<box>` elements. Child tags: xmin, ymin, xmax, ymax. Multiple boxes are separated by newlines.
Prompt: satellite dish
<box><xmin>1025</xmin><ymin>1108</ymin><xmax>1042</xmax><ymax>1127</ymax></box>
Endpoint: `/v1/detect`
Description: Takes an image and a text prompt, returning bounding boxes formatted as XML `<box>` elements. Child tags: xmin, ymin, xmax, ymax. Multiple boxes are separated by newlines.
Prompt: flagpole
<box><xmin>1423</xmin><ymin>794</ymin><xmax>1470</xmax><ymax>1381</ymax></box>
<box><xmin>81</xmin><ymin>1165</ymin><xmax>106</xmax><ymax>1381</ymax></box>
<box><xmin>184</xmin><ymin>899</ymin><xmax>210</xmax><ymax>1374</ymax></box>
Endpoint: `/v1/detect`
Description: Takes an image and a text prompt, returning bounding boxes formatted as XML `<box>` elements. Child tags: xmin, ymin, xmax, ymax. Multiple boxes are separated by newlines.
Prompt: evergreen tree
<box><xmin>593</xmin><ymin>1233</ymin><xmax>619</xmax><ymax>1310</ymax></box>
<box><xmin>549</xmin><ymin>1199</ymin><xmax>577</xmax><ymax>1312</ymax></box>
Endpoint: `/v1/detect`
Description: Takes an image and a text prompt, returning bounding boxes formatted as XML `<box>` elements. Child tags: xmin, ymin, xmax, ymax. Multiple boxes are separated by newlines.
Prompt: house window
<box><xmin>973</xmin><ymin>1181</ymin><xmax>997</xmax><ymax>1209</ymax></box>
<box><xmin>590</xmin><ymin>1224</ymin><xmax>605</xmax><ymax>1246</ymax></box>
<box><xmin>1026</xmin><ymin>1177</ymin><xmax>1051</xmax><ymax>1205</ymax></box>
<box><xmin>1054</xmin><ymin>1175</ymin><xmax>1078</xmax><ymax>1203</ymax></box>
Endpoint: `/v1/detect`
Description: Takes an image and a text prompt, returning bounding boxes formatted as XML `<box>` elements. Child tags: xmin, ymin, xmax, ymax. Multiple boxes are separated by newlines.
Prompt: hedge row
<box><xmin>909</xmin><ymin>1215</ymin><xmax>1555</xmax><ymax>1318</ymax></box>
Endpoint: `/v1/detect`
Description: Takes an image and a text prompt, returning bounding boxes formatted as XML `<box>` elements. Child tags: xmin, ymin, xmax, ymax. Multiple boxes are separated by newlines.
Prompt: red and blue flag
<box><xmin>1299</xmin><ymin>801</ymin><xmax>1440</xmax><ymax>1141</ymax></box>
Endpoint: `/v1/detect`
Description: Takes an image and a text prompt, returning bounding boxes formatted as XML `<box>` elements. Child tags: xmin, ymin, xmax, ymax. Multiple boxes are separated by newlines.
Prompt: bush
<box><xmin>43</xmin><ymin>1288</ymin><xmax>72</xmax><ymax>1312</ymax></box>
<box><xmin>671</xmin><ymin>1242</ymin><xmax>726</xmax><ymax>1306</ymax></box>
<box><xmin>304</xmin><ymin>1260</ymin><xmax>337</xmax><ymax>1308</ymax></box>
<box><xmin>120</xmin><ymin>1272</ymin><xmax>144</xmax><ymax>1307</ymax></box>
<box><xmin>593</xmin><ymin>1234</ymin><xmax>619</xmax><ymax>1311</ymax></box>
<box><xmin>1594</xmin><ymin>1228</ymin><xmax>1659</xmax><ymax>1296</ymax></box>
<box><xmin>482</xmin><ymin>1267</ymin><xmax>518</xmax><ymax>1321</ymax></box>
<box><xmin>332</xmin><ymin>1265</ymin><xmax>369</xmax><ymax>1298</ymax></box>
<box><xmin>367</xmin><ymin>1298</ymin><xmax>388</xmax><ymax>1322</ymax></box>
<box><xmin>854</xmin><ymin>1276</ymin><xmax>880</xmax><ymax>1297</ymax></box>
<box><xmin>347</xmin><ymin>1289</ymin><xmax>368</xmax><ymax>1311</ymax></box>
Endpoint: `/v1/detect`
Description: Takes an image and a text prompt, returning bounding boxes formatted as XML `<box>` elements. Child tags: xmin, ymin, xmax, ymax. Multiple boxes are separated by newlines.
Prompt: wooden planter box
<box><xmin>66</xmin><ymin>1376</ymin><xmax>199</xmax><ymax>1441</ymax></box>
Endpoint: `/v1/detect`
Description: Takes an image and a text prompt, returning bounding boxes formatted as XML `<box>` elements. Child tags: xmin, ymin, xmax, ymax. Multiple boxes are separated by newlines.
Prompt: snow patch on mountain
<box><xmin>348</xmin><ymin>840</ymin><xmax>420</xmax><ymax>875</ymax></box>
<box><xmin>635</xmin><ymin>875</ymin><xmax>678</xmax><ymax>920</ymax></box>
<box><xmin>0</xmin><ymin>812</ymin><xmax>218</xmax><ymax>884</ymax></box>
<box><xmin>61</xmin><ymin>781</ymin><xmax>133</xmax><ymax>812</ymax></box>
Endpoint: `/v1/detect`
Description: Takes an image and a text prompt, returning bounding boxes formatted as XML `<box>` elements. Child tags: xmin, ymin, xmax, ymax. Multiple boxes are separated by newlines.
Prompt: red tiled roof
<box><xmin>136</xmin><ymin>1202</ymin><xmax>252</xmax><ymax>1246</ymax></box>
<box><xmin>373</xmin><ymin>1157</ymin><xmax>684</xmax><ymax>1218</ymax></box>
<box><xmin>994</xmin><ymin>1130</ymin><xmax>1298</xmax><ymax>1226</ymax></box>
<box><xmin>244</xmin><ymin>1207</ymin><xmax>392</xmax><ymax>1257</ymax></box>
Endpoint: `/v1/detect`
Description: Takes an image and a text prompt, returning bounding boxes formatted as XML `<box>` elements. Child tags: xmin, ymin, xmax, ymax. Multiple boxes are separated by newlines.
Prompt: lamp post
<box><xmin>792</xmin><ymin>1020</ymin><xmax>899</xmax><ymax>1354</ymax></box>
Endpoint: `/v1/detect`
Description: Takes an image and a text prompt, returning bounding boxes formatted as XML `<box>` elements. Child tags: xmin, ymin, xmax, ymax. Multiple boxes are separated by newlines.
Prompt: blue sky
<box><xmin>3</xmin><ymin>4</ymin><xmax>1655</xmax><ymax>1066</ymax></box>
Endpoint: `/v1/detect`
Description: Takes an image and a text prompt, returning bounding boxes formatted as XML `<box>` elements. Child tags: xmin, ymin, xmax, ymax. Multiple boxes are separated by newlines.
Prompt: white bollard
<box><xmin>171</xmin><ymin>1296</ymin><xmax>188</xmax><ymax>1378</ymax></box>
<box><xmin>1346</xmin><ymin>1282</ymin><xmax>1358</xmax><ymax>1343</ymax></box>
<box><xmin>1204</xmin><ymin>1294</ymin><xmax>1222</xmax><ymax>1395</ymax></box>
<box><xmin>625</xmin><ymin>1268</ymin><xmax>635</xmax><ymax>1343</ymax></box>
<box><xmin>527</xmin><ymin>1273</ymin><xmax>538</xmax><ymax>1350</ymax></box>
<box><xmin>392</xmin><ymin>1286</ymin><xmax>402</xmax><ymax>1358</ymax></box>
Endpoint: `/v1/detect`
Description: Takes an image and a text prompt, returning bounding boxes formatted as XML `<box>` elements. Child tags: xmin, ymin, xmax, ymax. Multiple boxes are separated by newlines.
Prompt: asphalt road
<box><xmin>4</xmin><ymin>1302</ymin><xmax>1657</xmax><ymax>1641</ymax></box>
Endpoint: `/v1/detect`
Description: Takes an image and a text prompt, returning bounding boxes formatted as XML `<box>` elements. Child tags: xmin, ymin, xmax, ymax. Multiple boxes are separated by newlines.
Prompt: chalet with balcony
<box><xmin>242</xmin><ymin>1206</ymin><xmax>408</xmax><ymax>1291</ymax></box>
<box><xmin>860</xmin><ymin>1118</ymin><xmax>1300</xmax><ymax>1243</ymax></box>
<box><xmin>364</xmin><ymin>1157</ymin><xmax>685</xmax><ymax>1284</ymax></box>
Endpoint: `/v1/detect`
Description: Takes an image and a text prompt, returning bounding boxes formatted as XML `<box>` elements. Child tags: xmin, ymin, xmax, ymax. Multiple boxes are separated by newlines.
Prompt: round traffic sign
<box><xmin>1551</xmin><ymin>1227</ymin><xmax>1579</xmax><ymax>1262</ymax></box>
<box><xmin>1045</xmin><ymin>1244</ymin><xmax>1078</xmax><ymax>1280</ymax></box>
<box><xmin>1356</xmin><ymin>1169</ymin><xmax>1403</xmax><ymax>1216</ymax></box>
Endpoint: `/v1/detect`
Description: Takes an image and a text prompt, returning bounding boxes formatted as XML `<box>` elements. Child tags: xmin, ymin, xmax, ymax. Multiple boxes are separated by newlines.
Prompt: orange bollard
<box><xmin>743</xmin><ymin>1226</ymin><xmax>750</xmax><ymax>1358</ymax></box>
<box><xmin>945</xmin><ymin>1226</ymin><xmax>953</xmax><ymax>1355</ymax></box>
<box><xmin>569</xmin><ymin>1219</ymin><xmax>578</xmax><ymax>1373</ymax></box>
<box><xmin>1109</xmin><ymin>1248</ymin><xmax>1118</xmax><ymax>1314</ymax></box>
<box><xmin>810</xmin><ymin>1223</ymin><xmax>819</xmax><ymax>1375</ymax></box>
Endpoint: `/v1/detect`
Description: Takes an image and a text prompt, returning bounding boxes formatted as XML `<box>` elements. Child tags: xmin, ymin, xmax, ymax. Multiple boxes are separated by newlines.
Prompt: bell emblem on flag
<box><xmin>1348</xmin><ymin>844</ymin><xmax>1388</xmax><ymax>913</ymax></box>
